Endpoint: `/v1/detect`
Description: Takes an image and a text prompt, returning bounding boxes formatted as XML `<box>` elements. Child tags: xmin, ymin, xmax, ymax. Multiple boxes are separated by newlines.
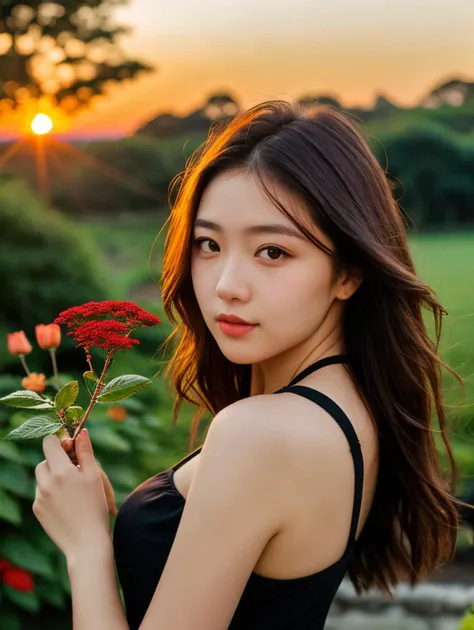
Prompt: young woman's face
<box><xmin>191</xmin><ymin>169</ymin><xmax>345</xmax><ymax>365</ymax></box>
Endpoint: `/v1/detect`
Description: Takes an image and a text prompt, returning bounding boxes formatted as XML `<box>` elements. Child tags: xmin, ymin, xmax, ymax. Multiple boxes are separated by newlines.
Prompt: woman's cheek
<box><xmin>191</xmin><ymin>262</ymin><xmax>208</xmax><ymax>304</ymax></box>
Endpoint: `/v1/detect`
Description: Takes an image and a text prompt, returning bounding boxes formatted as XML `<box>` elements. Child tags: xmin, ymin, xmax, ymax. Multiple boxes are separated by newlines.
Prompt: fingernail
<box><xmin>80</xmin><ymin>429</ymin><xmax>88</xmax><ymax>440</ymax></box>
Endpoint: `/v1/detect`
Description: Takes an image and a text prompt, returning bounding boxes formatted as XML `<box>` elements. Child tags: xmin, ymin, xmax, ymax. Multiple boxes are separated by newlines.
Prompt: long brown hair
<box><xmin>159</xmin><ymin>100</ymin><xmax>465</xmax><ymax>594</ymax></box>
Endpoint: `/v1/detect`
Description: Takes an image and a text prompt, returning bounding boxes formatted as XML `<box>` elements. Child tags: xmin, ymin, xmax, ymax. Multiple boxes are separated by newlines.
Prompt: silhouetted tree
<box><xmin>0</xmin><ymin>1</ymin><xmax>153</xmax><ymax>113</ymax></box>
<box><xmin>136</xmin><ymin>92</ymin><xmax>240</xmax><ymax>138</ymax></box>
<box><xmin>297</xmin><ymin>94</ymin><xmax>342</xmax><ymax>110</ymax></box>
<box><xmin>420</xmin><ymin>79</ymin><xmax>474</xmax><ymax>109</ymax></box>
<box><xmin>203</xmin><ymin>92</ymin><xmax>240</xmax><ymax>120</ymax></box>
<box><xmin>373</xmin><ymin>94</ymin><xmax>399</xmax><ymax>112</ymax></box>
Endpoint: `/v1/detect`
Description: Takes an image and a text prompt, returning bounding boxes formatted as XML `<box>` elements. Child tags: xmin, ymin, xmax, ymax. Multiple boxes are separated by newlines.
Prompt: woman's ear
<box><xmin>335</xmin><ymin>267</ymin><xmax>363</xmax><ymax>301</ymax></box>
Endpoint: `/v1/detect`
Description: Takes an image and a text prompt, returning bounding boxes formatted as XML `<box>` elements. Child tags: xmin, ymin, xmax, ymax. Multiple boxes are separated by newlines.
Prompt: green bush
<box><xmin>52</xmin><ymin>136</ymin><xmax>176</xmax><ymax>214</ymax></box>
<box><xmin>0</xmin><ymin>363</ymin><xmax>190</xmax><ymax>629</ymax></box>
<box><xmin>0</xmin><ymin>179</ymin><xmax>110</xmax><ymax>373</ymax></box>
<box><xmin>371</xmin><ymin>123</ymin><xmax>474</xmax><ymax>230</ymax></box>
<box><xmin>460</xmin><ymin>607</ymin><xmax>474</xmax><ymax>629</ymax></box>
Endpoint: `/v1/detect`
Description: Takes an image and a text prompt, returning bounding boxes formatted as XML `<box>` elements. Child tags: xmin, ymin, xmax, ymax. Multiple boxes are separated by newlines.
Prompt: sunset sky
<box><xmin>1</xmin><ymin>0</ymin><xmax>474</xmax><ymax>139</ymax></box>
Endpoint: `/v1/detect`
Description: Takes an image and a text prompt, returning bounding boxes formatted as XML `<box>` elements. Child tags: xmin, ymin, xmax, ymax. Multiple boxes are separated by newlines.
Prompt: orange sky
<box><xmin>1</xmin><ymin>0</ymin><xmax>474</xmax><ymax>139</ymax></box>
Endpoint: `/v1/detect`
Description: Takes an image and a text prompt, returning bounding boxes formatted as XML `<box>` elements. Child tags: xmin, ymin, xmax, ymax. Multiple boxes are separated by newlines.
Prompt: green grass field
<box><xmin>410</xmin><ymin>233</ymin><xmax>474</xmax><ymax>418</ymax></box>
<box><xmin>409</xmin><ymin>233</ymin><xmax>474</xmax><ymax>482</ymax></box>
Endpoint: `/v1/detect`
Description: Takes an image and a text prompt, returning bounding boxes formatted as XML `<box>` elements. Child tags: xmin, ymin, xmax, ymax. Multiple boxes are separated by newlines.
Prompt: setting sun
<box><xmin>31</xmin><ymin>114</ymin><xmax>53</xmax><ymax>135</ymax></box>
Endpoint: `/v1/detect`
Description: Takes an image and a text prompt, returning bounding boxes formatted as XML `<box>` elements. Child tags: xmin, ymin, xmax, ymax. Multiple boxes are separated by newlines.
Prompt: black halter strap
<box><xmin>285</xmin><ymin>354</ymin><xmax>350</xmax><ymax>389</ymax></box>
<box><xmin>172</xmin><ymin>354</ymin><xmax>352</xmax><ymax>471</ymax></box>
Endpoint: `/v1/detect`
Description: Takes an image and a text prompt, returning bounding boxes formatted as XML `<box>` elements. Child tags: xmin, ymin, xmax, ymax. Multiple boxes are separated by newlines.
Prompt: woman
<box><xmin>34</xmin><ymin>101</ymin><xmax>462</xmax><ymax>630</ymax></box>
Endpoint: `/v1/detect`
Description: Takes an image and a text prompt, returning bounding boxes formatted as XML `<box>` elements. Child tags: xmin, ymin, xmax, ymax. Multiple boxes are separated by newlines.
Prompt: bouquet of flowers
<box><xmin>1</xmin><ymin>300</ymin><xmax>161</xmax><ymax>467</ymax></box>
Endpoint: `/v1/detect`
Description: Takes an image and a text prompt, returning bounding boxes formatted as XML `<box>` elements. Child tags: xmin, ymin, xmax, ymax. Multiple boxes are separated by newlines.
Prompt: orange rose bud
<box><xmin>35</xmin><ymin>323</ymin><xmax>61</xmax><ymax>350</ymax></box>
<box><xmin>21</xmin><ymin>373</ymin><xmax>47</xmax><ymax>394</ymax></box>
<box><xmin>7</xmin><ymin>331</ymin><xmax>32</xmax><ymax>356</ymax></box>
<box><xmin>107</xmin><ymin>405</ymin><xmax>127</xmax><ymax>422</ymax></box>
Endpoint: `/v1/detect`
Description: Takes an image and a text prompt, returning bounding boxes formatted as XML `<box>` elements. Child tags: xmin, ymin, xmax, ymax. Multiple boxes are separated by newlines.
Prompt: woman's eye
<box><xmin>258</xmin><ymin>246</ymin><xmax>288</xmax><ymax>261</ymax></box>
<box><xmin>193</xmin><ymin>238</ymin><xmax>288</xmax><ymax>261</ymax></box>
<box><xmin>194</xmin><ymin>237</ymin><xmax>219</xmax><ymax>253</ymax></box>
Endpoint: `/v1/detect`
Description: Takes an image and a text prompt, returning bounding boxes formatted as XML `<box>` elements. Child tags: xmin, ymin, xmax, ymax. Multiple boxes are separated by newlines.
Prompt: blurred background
<box><xmin>0</xmin><ymin>1</ymin><xmax>473</xmax><ymax>628</ymax></box>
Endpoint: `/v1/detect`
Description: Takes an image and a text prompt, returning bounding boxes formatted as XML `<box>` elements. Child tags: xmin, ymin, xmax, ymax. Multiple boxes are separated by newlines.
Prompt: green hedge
<box><xmin>0</xmin><ymin>178</ymin><xmax>110</xmax><ymax>374</ymax></box>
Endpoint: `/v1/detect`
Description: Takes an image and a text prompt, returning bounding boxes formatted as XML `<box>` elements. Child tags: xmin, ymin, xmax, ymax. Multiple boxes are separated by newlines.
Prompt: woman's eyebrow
<box><xmin>193</xmin><ymin>218</ymin><xmax>307</xmax><ymax>241</ymax></box>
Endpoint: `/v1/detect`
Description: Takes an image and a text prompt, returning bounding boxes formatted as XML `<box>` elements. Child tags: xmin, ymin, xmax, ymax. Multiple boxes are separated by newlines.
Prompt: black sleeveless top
<box><xmin>113</xmin><ymin>355</ymin><xmax>364</xmax><ymax>629</ymax></box>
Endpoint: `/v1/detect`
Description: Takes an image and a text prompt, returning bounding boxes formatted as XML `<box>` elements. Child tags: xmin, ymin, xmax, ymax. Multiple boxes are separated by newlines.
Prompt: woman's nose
<box><xmin>216</xmin><ymin>259</ymin><xmax>251</xmax><ymax>302</ymax></box>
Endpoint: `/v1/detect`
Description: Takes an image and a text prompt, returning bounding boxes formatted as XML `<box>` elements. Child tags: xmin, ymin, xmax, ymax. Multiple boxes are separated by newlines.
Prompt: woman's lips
<box><xmin>218</xmin><ymin>321</ymin><xmax>257</xmax><ymax>337</ymax></box>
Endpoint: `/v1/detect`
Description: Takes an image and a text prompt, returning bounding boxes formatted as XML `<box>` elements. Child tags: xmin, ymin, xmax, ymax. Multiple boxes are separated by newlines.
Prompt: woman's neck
<box><xmin>249</xmin><ymin>337</ymin><xmax>345</xmax><ymax>396</ymax></box>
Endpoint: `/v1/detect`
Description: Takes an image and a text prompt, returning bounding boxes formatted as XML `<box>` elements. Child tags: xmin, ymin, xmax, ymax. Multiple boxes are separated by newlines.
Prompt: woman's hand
<box><xmin>60</xmin><ymin>434</ymin><xmax>118</xmax><ymax>517</ymax></box>
<box><xmin>33</xmin><ymin>430</ymin><xmax>112</xmax><ymax>560</ymax></box>
<box><xmin>96</xmin><ymin>459</ymin><xmax>118</xmax><ymax>517</ymax></box>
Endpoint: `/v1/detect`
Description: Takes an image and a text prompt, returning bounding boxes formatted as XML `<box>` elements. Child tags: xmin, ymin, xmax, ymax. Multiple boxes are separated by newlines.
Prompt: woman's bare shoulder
<box><xmin>209</xmin><ymin>389</ymin><xmax>349</xmax><ymax>457</ymax></box>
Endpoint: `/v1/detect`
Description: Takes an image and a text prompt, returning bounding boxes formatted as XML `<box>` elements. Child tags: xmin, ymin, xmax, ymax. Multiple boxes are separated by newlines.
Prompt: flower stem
<box><xmin>19</xmin><ymin>355</ymin><xmax>30</xmax><ymax>376</ymax></box>
<box><xmin>50</xmin><ymin>349</ymin><xmax>60</xmax><ymax>390</ymax></box>
<box><xmin>71</xmin><ymin>351</ymin><xmax>114</xmax><ymax>445</ymax></box>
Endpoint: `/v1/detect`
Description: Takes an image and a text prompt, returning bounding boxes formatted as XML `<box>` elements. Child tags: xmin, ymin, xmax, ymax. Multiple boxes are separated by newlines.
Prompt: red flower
<box><xmin>69</xmin><ymin>320</ymin><xmax>140</xmax><ymax>351</ymax></box>
<box><xmin>1</xmin><ymin>563</ymin><xmax>35</xmax><ymax>592</ymax></box>
<box><xmin>55</xmin><ymin>301</ymin><xmax>161</xmax><ymax>329</ymax></box>
<box><xmin>54</xmin><ymin>301</ymin><xmax>161</xmax><ymax>354</ymax></box>
<box><xmin>35</xmin><ymin>323</ymin><xmax>61</xmax><ymax>350</ymax></box>
<box><xmin>0</xmin><ymin>557</ymin><xmax>13</xmax><ymax>573</ymax></box>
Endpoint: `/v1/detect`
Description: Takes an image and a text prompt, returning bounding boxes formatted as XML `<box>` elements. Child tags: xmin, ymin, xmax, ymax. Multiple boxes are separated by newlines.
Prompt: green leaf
<box><xmin>97</xmin><ymin>375</ymin><xmax>150</xmax><ymax>403</ymax></box>
<box><xmin>54</xmin><ymin>381</ymin><xmax>79</xmax><ymax>410</ymax></box>
<box><xmin>0</xmin><ymin>391</ymin><xmax>54</xmax><ymax>410</ymax></box>
<box><xmin>56</xmin><ymin>554</ymin><xmax>72</xmax><ymax>595</ymax></box>
<box><xmin>65</xmin><ymin>405</ymin><xmax>84</xmax><ymax>423</ymax></box>
<box><xmin>4</xmin><ymin>416</ymin><xmax>62</xmax><ymax>441</ymax></box>
<box><xmin>0</xmin><ymin>536</ymin><xmax>56</xmax><ymax>580</ymax></box>
<box><xmin>16</xmin><ymin>448</ymin><xmax>43</xmax><ymax>468</ymax></box>
<box><xmin>115</xmin><ymin>416</ymin><xmax>143</xmax><ymax>440</ymax></box>
<box><xmin>0</xmin><ymin>374</ymin><xmax>24</xmax><ymax>392</ymax></box>
<box><xmin>0</xmin><ymin>440</ymin><xmax>23</xmax><ymax>464</ymax></box>
<box><xmin>0</xmin><ymin>610</ymin><xmax>22</xmax><ymax>630</ymax></box>
<box><xmin>35</xmin><ymin>580</ymin><xmax>66</xmax><ymax>609</ymax></box>
<box><xmin>4</xmin><ymin>585</ymin><xmax>40</xmax><ymax>613</ymax></box>
<box><xmin>0</xmin><ymin>461</ymin><xmax>33</xmax><ymax>499</ymax></box>
<box><xmin>121</xmin><ymin>396</ymin><xmax>145</xmax><ymax>413</ymax></box>
<box><xmin>104</xmin><ymin>464</ymin><xmax>141</xmax><ymax>490</ymax></box>
<box><xmin>87</xmin><ymin>424</ymin><xmax>131</xmax><ymax>453</ymax></box>
<box><xmin>0</xmin><ymin>487</ymin><xmax>21</xmax><ymax>525</ymax></box>
<box><xmin>83</xmin><ymin>370</ymin><xmax>98</xmax><ymax>382</ymax></box>
<box><xmin>29</xmin><ymin>531</ymin><xmax>58</xmax><ymax>557</ymax></box>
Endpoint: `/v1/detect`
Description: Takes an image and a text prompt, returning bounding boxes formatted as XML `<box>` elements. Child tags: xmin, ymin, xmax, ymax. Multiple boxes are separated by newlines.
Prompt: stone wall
<box><xmin>326</xmin><ymin>579</ymin><xmax>474</xmax><ymax>630</ymax></box>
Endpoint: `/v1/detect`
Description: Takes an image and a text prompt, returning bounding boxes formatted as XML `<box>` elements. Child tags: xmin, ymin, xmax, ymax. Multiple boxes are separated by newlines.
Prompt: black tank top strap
<box><xmin>169</xmin><ymin>445</ymin><xmax>203</xmax><ymax>472</ymax></box>
<box><xmin>276</xmin><ymin>384</ymin><xmax>364</xmax><ymax>559</ymax></box>
<box><xmin>285</xmin><ymin>354</ymin><xmax>350</xmax><ymax>389</ymax></box>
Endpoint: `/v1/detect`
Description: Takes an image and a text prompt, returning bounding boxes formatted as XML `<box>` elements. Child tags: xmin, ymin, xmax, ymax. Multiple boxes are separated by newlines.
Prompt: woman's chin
<box><xmin>216</xmin><ymin>342</ymin><xmax>262</xmax><ymax>365</ymax></box>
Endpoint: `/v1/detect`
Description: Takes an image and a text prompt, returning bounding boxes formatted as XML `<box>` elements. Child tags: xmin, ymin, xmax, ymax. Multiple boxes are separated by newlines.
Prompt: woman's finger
<box><xmin>99</xmin><ymin>467</ymin><xmax>118</xmax><ymax>516</ymax></box>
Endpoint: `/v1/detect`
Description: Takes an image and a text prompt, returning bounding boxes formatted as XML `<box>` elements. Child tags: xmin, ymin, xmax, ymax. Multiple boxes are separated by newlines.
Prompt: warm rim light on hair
<box><xmin>31</xmin><ymin>113</ymin><xmax>53</xmax><ymax>135</ymax></box>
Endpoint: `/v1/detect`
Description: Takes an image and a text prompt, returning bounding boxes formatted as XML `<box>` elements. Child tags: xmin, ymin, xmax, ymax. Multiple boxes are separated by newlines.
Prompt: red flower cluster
<box><xmin>0</xmin><ymin>558</ymin><xmax>35</xmax><ymax>592</ymax></box>
<box><xmin>72</xmin><ymin>320</ymin><xmax>140</xmax><ymax>351</ymax></box>
<box><xmin>55</xmin><ymin>301</ymin><xmax>161</xmax><ymax>329</ymax></box>
<box><xmin>54</xmin><ymin>301</ymin><xmax>161</xmax><ymax>353</ymax></box>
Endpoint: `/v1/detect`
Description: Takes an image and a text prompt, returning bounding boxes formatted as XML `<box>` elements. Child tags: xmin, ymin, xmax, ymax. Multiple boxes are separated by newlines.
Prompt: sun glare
<box><xmin>31</xmin><ymin>113</ymin><xmax>53</xmax><ymax>135</ymax></box>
